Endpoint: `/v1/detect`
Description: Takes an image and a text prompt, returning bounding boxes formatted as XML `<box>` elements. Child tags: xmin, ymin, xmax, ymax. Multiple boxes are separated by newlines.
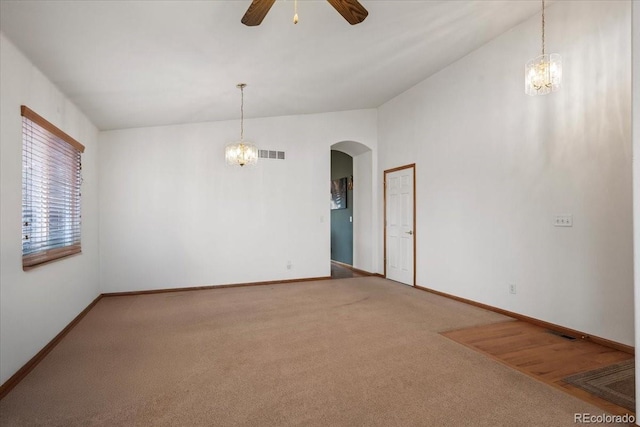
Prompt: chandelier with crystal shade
<box><xmin>525</xmin><ymin>0</ymin><xmax>562</xmax><ymax>96</ymax></box>
<box><xmin>225</xmin><ymin>83</ymin><xmax>258</xmax><ymax>167</ymax></box>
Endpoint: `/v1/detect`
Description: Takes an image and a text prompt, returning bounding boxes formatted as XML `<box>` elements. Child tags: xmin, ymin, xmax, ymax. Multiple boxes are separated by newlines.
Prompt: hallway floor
<box><xmin>330</xmin><ymin>261</ymin><xmax>365</xmax><ymax>279</ymax></box>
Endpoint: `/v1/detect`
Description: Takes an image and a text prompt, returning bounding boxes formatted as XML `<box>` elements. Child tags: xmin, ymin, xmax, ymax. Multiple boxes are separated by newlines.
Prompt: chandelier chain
<box><xmin>541</xmin><ymin>0</ymin><xmax>545</xmax><ymax>56</ymax></box>
<box><xmin>240</xmin><ymin>85</ymin><xmax>244</xmax><ymax>141</ymax></box>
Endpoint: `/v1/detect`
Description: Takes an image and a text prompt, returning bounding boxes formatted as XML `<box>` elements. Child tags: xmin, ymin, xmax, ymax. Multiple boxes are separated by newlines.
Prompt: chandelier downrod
<box><xmin>541</xmin><ymin>0</ymin><xmax>545</xmax><ymax>56</ymax></box>
<box><xmin>237</xmin><ymin>83</ymin><xmax>246</xmax><ymax>141</ymax></box>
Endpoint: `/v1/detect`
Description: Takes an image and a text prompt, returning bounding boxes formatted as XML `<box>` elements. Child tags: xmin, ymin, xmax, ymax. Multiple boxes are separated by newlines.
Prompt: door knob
<box><xmin>405</xmin><ymin>230</ymin><xmax>413</xmax><ymax>235</ymax></box>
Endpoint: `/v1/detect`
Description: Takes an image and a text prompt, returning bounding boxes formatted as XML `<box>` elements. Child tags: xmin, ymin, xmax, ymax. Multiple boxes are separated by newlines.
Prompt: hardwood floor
<box><xmin>330</xmin><ymin>261</ymin><xmax>365</xmax><ymax>279</ymax></box>
<box><xmin>442</xmin><ymin>320</ymin><xmax>634</xmax><ymax>416</ymax></box>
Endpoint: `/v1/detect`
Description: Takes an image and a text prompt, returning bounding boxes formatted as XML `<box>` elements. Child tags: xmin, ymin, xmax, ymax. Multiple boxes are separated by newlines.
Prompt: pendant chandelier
<box><xmin>525</xmin><ymin>0</ymin><xmax>562</xmax><ymax>96</ymax></box>
<box><xmin>225</xmin><ymin>83</ymin><xmax>258</xmax><ymax>167</ymax></box>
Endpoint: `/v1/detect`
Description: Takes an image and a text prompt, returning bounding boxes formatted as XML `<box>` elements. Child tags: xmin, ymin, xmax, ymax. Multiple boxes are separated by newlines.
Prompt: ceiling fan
<box><xmin>241</xmin><ymin>0</ymin><xmax>368</xmax><ymax>26</ymax></box>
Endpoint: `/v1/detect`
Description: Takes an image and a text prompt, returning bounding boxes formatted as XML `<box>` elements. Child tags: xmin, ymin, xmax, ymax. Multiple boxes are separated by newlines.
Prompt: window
<box><xmin>21</xmin><ymin>106</ymin><xmax>85</xmax><ymax>270</ymax></box>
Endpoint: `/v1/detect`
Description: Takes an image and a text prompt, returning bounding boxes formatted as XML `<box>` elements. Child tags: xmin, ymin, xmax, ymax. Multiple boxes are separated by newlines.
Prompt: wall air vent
<box><xmin>258</xmin><ymin>150</ymin><xmax>285</xmax><ymax>160</ymax></box>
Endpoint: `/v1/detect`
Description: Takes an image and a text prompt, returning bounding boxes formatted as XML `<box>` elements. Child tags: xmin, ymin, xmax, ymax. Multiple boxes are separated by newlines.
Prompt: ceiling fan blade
<box><xmin>241</xmin><ymin>0</ymin><xmax>276</xmax><ymax>26</ymax></box>
<box><xmin>326</xmin><ymin>0</ymin><xmax>368</xmax><ymax>25</ymax></box>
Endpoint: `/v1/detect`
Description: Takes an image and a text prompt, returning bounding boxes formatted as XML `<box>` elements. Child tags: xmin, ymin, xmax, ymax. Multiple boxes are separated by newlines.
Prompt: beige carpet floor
<box><xmin>0</xmin><ymin>277</ymin><xmax>625</xmax><ymax>426</ymax></box>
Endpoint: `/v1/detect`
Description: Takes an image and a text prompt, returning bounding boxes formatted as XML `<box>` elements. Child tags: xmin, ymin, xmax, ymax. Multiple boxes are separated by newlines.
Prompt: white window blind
<box><xmin>21</xmin><ymin>106</ymin><xmax>85</xmax><ymax>270</ymax></box>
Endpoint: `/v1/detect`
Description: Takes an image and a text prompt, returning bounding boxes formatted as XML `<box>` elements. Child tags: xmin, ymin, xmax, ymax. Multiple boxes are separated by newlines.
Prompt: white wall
<box><xmin>353</xmin><ymin>150</ymin><xmax>376</xmax><ymax>273</ymax></box>
<box><xmin>632</xmin><ymin>0</ymin><xmax>639</xmax><ymax>418</ymax></box>
<box><xmin>0</xmin><ymin>34</ymin><xmax>100</xmax><ymax>384</ymax></box>
<box><xmin>378</xmin><ymin>1</ymin><xmax>633</xmax><ymax>345</ymax></box>
<box><xmin>98</xmin><ymin>110</ymin><xmax>377</xmax><ymax>293</ymax></box>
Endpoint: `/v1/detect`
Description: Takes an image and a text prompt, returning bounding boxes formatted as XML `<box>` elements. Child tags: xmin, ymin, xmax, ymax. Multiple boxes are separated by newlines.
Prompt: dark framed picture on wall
<box><xmin>330</xmin><ymin>177</ymin><xmax>347</xmax><ymax>210</ymax></box>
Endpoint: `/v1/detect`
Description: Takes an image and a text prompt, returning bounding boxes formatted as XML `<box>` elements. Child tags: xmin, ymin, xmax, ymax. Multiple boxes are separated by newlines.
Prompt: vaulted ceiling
<box><xmin>0</xmin><ymin>1</ymin><xmax>543</xmax><ymax>130</ymax></box>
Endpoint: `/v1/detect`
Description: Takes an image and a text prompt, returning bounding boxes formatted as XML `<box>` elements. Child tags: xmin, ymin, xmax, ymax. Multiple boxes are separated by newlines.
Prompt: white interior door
<box><xmin>385</xmin><ymin>166</ymin><xmax>415</xmax><ymax>286</ymax></box>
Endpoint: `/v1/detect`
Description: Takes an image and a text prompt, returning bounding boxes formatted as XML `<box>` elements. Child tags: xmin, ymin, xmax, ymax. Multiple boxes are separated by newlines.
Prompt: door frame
<box><xmin>383</xmin><ymin>163</ymin><xmax>416</xmax><ymax>286</ymax></box>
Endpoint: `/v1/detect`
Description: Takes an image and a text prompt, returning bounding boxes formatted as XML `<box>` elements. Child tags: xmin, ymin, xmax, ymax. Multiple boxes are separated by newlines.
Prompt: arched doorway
<box><xmin>330</xmin><ymin>140</ymin><xmax>375</xmax><ymax>275</ymax></box>
<box><xmin>330</xmin><ymin>150</ymin><xmax>353</xmax><ymax>265</ymax></box>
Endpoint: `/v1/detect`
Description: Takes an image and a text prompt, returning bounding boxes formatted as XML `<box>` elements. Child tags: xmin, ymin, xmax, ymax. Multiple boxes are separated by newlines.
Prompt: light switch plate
<box><xmin>554</xmin><ymin>214</ymin><xmax>573</xmax><ymax>227</ymax></box>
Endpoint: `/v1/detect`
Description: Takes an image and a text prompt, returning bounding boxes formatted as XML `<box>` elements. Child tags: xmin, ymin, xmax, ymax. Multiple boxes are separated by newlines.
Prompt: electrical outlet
<box><xmin>553</xmin><ymin>214</ymin><xmax>573</xmax><ymax>227</ymax></box>
<box><xmin>286</xmin><ymin>261</ymin><xmax>292</xmax><ymax>270</ymax></box>
<box><xmin>509</xmin><ymin>283</ymin><xmax>517</xmax><ymax>295</ymax></box>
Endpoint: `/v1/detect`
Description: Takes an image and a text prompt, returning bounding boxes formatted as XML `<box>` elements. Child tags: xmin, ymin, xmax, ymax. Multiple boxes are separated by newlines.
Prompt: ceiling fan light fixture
<box><xmin>225</xmin><ymin>84</ymin><xmax>258</xmax><ymax>167</ymax></box>
<box><xmin>241</xmin><ymin>0</ymin><xmax>367</xmax><ymax>26</ymax></box>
